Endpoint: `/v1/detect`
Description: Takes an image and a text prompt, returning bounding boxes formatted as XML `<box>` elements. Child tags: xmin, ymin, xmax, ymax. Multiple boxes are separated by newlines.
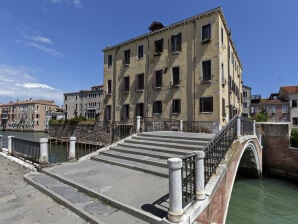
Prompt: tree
<box><xmin>290</xmin><ymin>129</ymin><xmax>298</xmax><ymax>148</ymax></box>
<box><xmin>252</xmin><ymin>110</ymin><xmax>270</xmax><ymax>122</ymax></box>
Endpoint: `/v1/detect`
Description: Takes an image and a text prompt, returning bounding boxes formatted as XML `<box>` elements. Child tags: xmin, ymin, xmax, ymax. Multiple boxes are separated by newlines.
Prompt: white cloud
<box><xmin>29</xmin><ymin>35</ymin><xmax>53</xmax><ymax>44</ymax></box>
<box><xmin>17</xmin><ymin>40</ymin><xmax>63</xmax><ymax>57</ymax></box>
<box><xmin>48</xmin><ymin>0</ymin><xmax>83</xmax><ymax>9</ymax></box>
<box><xmin>0</xmin><ymin>64</ymin><xmax>63</xmax><ymax>105</ymax></box>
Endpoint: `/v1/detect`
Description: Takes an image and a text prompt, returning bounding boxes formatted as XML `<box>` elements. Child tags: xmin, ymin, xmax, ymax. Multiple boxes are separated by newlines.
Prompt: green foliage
<box><xmin>290</xmin><ymin>129</ymin><xmax>298</xmax><ymax>148</ymax></box>
<box><xmin>252</xmin><ymin>110</ymin><xmax>270</xmax><ymax>122</ymax></box>
<box><xmin>49</xmin><ymin>116</ymin><xmax>94</xmax><ymax>126</ymax></box>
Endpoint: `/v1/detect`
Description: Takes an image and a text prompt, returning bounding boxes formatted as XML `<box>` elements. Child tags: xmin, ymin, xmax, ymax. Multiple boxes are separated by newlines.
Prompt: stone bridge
<box><xmin>21</xmin><ymin>115</ymin><xmax>262</xmax><ymax>224</ymax></box>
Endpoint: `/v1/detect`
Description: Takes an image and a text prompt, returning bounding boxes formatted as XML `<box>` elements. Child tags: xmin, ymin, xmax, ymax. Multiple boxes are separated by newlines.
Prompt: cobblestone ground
<box><xmin>0</xmin><ymin>156</ymin><xmax>87</xmax><ymax>224</ymax></box>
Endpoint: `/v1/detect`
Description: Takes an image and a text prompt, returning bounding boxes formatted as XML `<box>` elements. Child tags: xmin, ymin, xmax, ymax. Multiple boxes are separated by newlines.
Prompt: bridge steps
<box><xmin>91</xmin><ymin>132</ymin><xmax>214</xmax><ymax>177</ymax></box>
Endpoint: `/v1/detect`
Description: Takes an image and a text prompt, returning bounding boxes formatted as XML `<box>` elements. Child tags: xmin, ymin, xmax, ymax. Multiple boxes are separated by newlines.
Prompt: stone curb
<box><xmin>24</xmin><ymin>172</ymin><xmax>106</xmax><ymax>224</ymax></box>
<box><xmin>41</xmin><ymin>169</ymin><xmax>163</xmax><ymax>224</ymax></box>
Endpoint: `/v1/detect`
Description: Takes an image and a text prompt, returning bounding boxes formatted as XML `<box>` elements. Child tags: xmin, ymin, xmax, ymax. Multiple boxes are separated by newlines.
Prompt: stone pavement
<box><xmin>0</xmin><ymin>156</ymin><xmax>87</xmax><ymax>224</ymax></box>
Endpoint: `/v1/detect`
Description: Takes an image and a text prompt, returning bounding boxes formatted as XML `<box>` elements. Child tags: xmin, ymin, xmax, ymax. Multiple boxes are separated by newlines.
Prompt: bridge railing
<box><xmin>168</xmin><ymin>115</ymin><xmax>256</xmax><ymax>222</ymax></box>
<box><xmin>11</xmin><ymin>137</ymin><xmax>40</xmax><ymax>164</ymax></box>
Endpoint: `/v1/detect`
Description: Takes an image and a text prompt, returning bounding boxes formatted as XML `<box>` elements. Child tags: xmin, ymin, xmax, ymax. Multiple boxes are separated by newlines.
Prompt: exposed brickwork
<box><xmin>259</xmin><ymin>123</ymin><xmax>298</xmax><ymax>182</ymax></box>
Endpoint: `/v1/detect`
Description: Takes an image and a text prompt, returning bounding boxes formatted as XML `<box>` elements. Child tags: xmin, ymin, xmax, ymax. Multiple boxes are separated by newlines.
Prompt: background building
<box><xmin>64</xmin><ymin>85</ymin><xmax>104</xmax><ymax>120</ymax></box>
<box><xmin>279</xmin><ymin>86</ymin><xmax>298</xmax><ymax>129</ymax></box>
<box><xmin>242</xmin><ymin>85</ymin><xmax>251</xmax><ymax>117</ymax></box>
<box><xmin>102</xmin><ymin>7</ymin><xmax>242</xmax><ymax>131</ymax></box>
<box><xmin>251</xmin><ymin>93</ymin><xmax>289</xmax><ymax>122</ymax></box>
<box><xmin>0</xmin><ymin>99</ymin><xmax>57</xmax><ymax>131</ymax></box>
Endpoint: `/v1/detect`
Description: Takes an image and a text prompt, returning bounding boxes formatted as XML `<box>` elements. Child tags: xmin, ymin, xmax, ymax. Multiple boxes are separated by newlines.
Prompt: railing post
<box><xmin>69</xmin><ymin>136</ymin><xmax>77</xmax><ymax>161</ymax></box>
<box><xmin>136</xmin><ymin>116</ymin><xmax>141</xmax><ymax>133</ymax></box>
<box><xmin>237</xmin><ymin>115</ymin><xmax>241</xmax><ymax>138</ymax></box>
<box><xmin>168</xmin><ymin>158</ymin><xmax>184</xmax><ymax>223</ymax></box>
<box><xmin>195</xmin><ymin>151</ymin><xmax>206</xmax><ymax>200</ymax></box>
<box><xmin>253</xmin><ymin>120</ymin><xmax>256</xmax><ymax>136</ymax></box>
<box><xmin>180</xmin><ymin>120</ymin><xmax>183</xmax><ymax>132</ymax></box>
<box><xmin>39</xmin><ymin>138</ymin><xmax>49</xmax><ymax>165</ymax></box>
<box><xmin>8</xmin><ymin>136</ymin><xmax>14</xmax><ymax>155</ymax></box>
<box><xmin>0</xmin><ymin>135</ymin><xmax>2</xmax><ymax>152</ymax></box>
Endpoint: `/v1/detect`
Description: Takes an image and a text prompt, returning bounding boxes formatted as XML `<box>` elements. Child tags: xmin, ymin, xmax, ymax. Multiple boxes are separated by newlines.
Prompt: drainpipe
<box><xmin>112</xmin><ymin>47</ymin><xmax>120</xmax><ymax>123</ymax></box>
<box><xmin>192</xmin><ymin>19</ymin><xmax>197</xmax><ymax>122</ymax></box>
<box><xmin>144</xmin><ymin>35</ymin><xmax>150</xmax><ymax>118</ymax></box>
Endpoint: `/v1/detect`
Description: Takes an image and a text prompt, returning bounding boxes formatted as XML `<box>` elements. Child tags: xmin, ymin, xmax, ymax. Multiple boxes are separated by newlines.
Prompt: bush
<box><xmin>252</xmin><ymin>110</ymin><xmax>270</xmax><ymax>122</ymax></box>
<box><xmin>290</xmin><ymin>129</ymin><xmax>298</xmax><ymax>148</ymax></box>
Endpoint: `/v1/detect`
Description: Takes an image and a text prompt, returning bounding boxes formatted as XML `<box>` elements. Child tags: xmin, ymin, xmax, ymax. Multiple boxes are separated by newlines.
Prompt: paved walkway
<box><xmin>0</xmin><ymin>156</ymin><xmax>87</xmax><ymax>224</ymax></box>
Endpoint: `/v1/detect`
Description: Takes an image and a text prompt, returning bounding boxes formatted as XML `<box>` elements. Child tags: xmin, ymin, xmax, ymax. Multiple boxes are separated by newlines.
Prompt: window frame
<box><xmin>202</xmin><ymin>60</ymin><xmax>212</xmax><ymax>81</ymax></box>
<box><xmin>172</xmin><ymin>99</ymin><xmax>181</xmax><ymax>114</ymax></box>
<box><xmin>154</xmin><ymin>70</ymin><xmax>163</xmax><ymax>88</ymax></box>
<box><xmin>124</xmin><ymin>49</ymin><xmax>130</xmax><ymax>65</ymax></box>
<box><xmin>136</xmin><ymin>103</ymin><xmax>144</xmax><ymax>117</ymax></box>
<box><xmin>136</xmin><ymin>73</ymin><xmax>144</xmax><ymax>91</ymax></box>
<box><xmin>154</xmin><ymin>39</ymin><xmax>164</xmax><ymax>55</ymax></box>
<box><xmin>105</xmin><ymin>105</ymin><xmax>111</xmax><ymax>121</ymax></box>
<box><xmin>137</xmin><ymin>45</ymin><xmax>144</xmax><ymax>59</ymax></box>
<box><xmin>107</xmin><ymin>80</ymin><xmax>112</xmax><ymax>95</ymax></box>
<box><xmin>153</xmin><ymin>100</ymin><xmax>162</xmax><ymax>115</ymax></box>
<box><xmin>200</xmin><ymin>96</ymin><xmax>213</xmax><ymax>113</ymax></box>
<box><xmin>201</xmin><ymin>23</ymin><xmax>211</xmax><ymax>43</ymax></box>
<box><xmin>171</xmin><ymin>33</ymin><xmax>182</xmax><ymax>53</ymax></box>
<box><xmin>172</xmin><ymin>66</ymin><xmax>180</xmax><ymax>86</ymax></box>
<box><xmin>107</xmin><ymin>55</ymin><xmax>112</xmax><ymax>67</ymax></box>
<box><xmin>122</xmin><ymin>76</ymin><xmax>130</xmax><ymax>92</ymax></box>
<box><xmin>122</xmin><ymin>104</ymin><xmax>130</xmax><ymax>120</ymax></box>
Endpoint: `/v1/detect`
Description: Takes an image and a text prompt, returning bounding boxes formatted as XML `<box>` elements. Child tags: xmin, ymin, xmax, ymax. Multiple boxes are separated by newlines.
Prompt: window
<box><xmin>123</xmin><ymin>76</ymin><xmax>130</xmax><ymax>92</ymax></box>
<box><xmin>65</xmin><ymin>104</ymin><xmax>67</xmax><ymax>111</ymax></box>
<box><xmin>221</xmin><ymin>27</ymin><xmax>224</xmax><ymax>44</ymax></box>
<box><xmin>172</xmin><ymin>66</ymin><xmax>180</xmax><ymax>86</ymax></box>
<box><xmin>271</xmin><ymin>118</ymin><xmax>276</xmax><ymax>122</ymax></box>
<box><xmin>122</xmin><ymin>104</ymin><xmax>129</xmax><ymax>120</ymax></box>
<box><xmin>105</xmin><ymin>105</ymin><xmax>111</xmax><ymax>120</ymax></box>
<box><xmin>136</xmin><ymin>103</ymin><xmax>144</xmax><ymax>117</ymax></box>
<box><xmin>243</xmin><ymin>102</ymin><xmax>248</xmax><ymax>109</ymax></box>
<box><xmin>138</xmin><ymin>45</ymin><xmax>144</xmax><ymax>59</ymax></box>
<box><xmin>243</xmin><ymin>91</ymin><xmax>247</xmax><ymax>98</ymax></box>
<box><xmin>202</xmin><ymin>24</ymin><xmax>211</xmax><ymax>42</ymax></box>
<box><xmin>293</xmin><ymin>117</ymin><xmax>298</xmax><ymax>125</ymax></box>
<box><xmin>107</xmin><ymin>80</ymin><xmax>112</xmax><ymax>95</ymax></box>
<box><xmin>108</xmin><ymin>55</ymin><xmax>112</xmax><ymax>67</ymax></box>
<box><xmin>271</xmin><ymin>106</ymin><xmax>276</xmax><ymax>114</ymax></box>
<box><xmin>202</xmin><ymin>60</ymin><xmax>211</xmax><ymax>81</ymax></box>
<box><xmin>200</xmin><ymin>97</ymin><xmax>213</xmax><ymax>113</ymax></box>
<box><xmin>36</xmin><ymin>114</ymin><xmax>39</xmax><ymax>118</ymax></box>
<box><xmin>221</xmin><ymin>63</ymin><xmax>224</xmax><ymax>84</ymax></box>
<box><xmin>154</xmin><ymin>39</ymin><xmax>163</xmax><ymax>54</ymax></box>
<box><xmin>124</xmin><ymin>49</ymin><xmax>130</xmax><ymax>65</ymax></box>
<box><xmin>154</xmin><ymin>70</ymin><xmax>163</xmax><ymax>88</ymax></box>
<box><xmin>136</xmin><ymin>73</ymin><xmax>144</xmax><ymax>91</ymax></box>
<box><xmin>282</xmin><ymin>105</ymin><xmax>288</xmax><ymax>113</ymax></box>
<box><xmin>171</xmin><ymin>33</ymin><xmax>182</xmax><ymax>52</ymax></box>
<box><xmin>292</xmin><ymin>100</ymin><xmax>297</xmax><ymax>108</ymax></box>
<box><xmin>64</xmin><ymin>95</ymin><xmax>67</xmax><ymax>101</ymax></box>
<box><xmin>153</xmin><ymin>100</ymin><xmax>162</xmax><ymax>114</ymax></box>
<box><xmin>282</xmin><ymin>118</ymin><xmax>288</xmax><ymax>122</ymax></box>
<box><xmin>172</xmin><ymin>99</ymin><xmax>181</xmax><ymax>114</ymax></box>
<box><xmin>222</xmin><ymin>98</ymin><xmax>226</xmax><ymax>117</ymax></box>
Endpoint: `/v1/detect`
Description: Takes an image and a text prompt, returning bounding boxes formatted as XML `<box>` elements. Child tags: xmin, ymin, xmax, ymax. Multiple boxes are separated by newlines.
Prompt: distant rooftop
<box><xmin>280</xmin><ymin>85</ymin><xmax>298</xmax><ymax>94</ymax></box>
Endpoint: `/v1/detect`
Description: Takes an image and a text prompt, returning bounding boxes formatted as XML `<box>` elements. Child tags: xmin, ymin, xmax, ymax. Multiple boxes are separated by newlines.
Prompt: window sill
<box><xmin>172</xmin><ymin>113</ymin><xmax>180</xmax><ymax>116</ymax></box>
<box><xmin>153</xmin><ymin>113</ymin><xmax>162</xmax><ymax>116</ymax></box>
<box><xmin>122</xmin><ymin>91</ymin><xmax>129</xmax><ymax>94</ymax></box>
<box><xmin>154</xmin><ymin>52</ymin><xmax>162</xmax><ymax>56</ymax></box>
<box><xmin>171</xmin><ymin>84</ymin><xmax>181</xmax><ymax>88</ymax></box>
<box><xmin>154</xmin><ymin>86</ymin><xmax>162</xmax><ymax>90</ymax></box>
<box><xmin>106</xmin><ymin>93</ymin><xmax>112</xmax><ymax>96</ymax></box>
<box><xmin>201</xmin><ymin>38</ymin><xmax>211</xmax><ymax>44</ymax></box>
<box><xmin>136</xmin><ymin>89</ymin><xmax>144</xmax><ymax>93</ymax></box>
<box><xmin>137</xmin><ymin>57</ymin><xmax>144</xmax><ymax>61</ymax></box>
<box><xmin>200</xmin><ymin>112</ymin><xmax>213</xmax><ymax>114</ymax></box>
<box><xmin>123</xmin><ymin>64</ymin><xmax>130</xmax><ymax>67</ymax></box>
<box><xmin>171</xmin><ymin>51</ymin><xmax>180</xmax><ymax>55</ymax></box>
<box><xmin>201</xmin><ymin>80</ymin><xmax>212</xmax><ymax>84</ymax></box>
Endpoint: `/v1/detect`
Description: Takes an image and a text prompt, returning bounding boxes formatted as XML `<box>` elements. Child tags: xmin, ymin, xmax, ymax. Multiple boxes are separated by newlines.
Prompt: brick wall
<box><xmin>257</xmin><ymin>122</ymin><xmax>298</xmax><ymax>182</ymax></box>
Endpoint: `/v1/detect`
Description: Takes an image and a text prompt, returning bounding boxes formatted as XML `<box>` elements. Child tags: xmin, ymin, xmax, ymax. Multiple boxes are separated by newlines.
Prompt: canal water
<box><xmin>226</xmin><ymin>177</ymin><xmax>298</xmax><ymax>224</ymax></box>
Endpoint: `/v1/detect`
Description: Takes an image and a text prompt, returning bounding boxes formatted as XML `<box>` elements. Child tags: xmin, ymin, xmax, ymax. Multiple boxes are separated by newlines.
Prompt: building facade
<box><xmin>242</xmin><ymin>85</ymin><xmax>251</xmax><ymax>117</ymax></box>
<box><xmin>64</xmin><ymin>85</ymin><xmax>104</xmax><ymax>120</ymax></box>
<box><xmin>102</xmin><ymin>7</ymin><xmax>242</xmax><ymax>130</ymax></box>
<box><xmin>251</xmin><ymin>93</ymin><xmax>289</xmax><ymax>122</ymax></box>
<box><xmin>0</xmin><ymin>99</ymin><xmax>57</xmax><ymax>131</ymax></box>
<box><xmin>279</xmin><ymin>86</ymin><xmax>298</xmax><ymax>129</ymax></box>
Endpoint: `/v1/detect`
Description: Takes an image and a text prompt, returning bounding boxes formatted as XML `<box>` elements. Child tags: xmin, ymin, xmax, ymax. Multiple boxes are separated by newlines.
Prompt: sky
<box><xmin>0</xmin><ymin>0</ymin><xmax>297</xmax><ymax>106</ymax></box>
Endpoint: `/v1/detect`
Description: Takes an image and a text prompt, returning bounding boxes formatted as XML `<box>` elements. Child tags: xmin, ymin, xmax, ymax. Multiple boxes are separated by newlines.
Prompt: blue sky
<box><xmin>0</xmin><ymin>0</ymin><xmax>297</xmax><ymax>106</ymax></box>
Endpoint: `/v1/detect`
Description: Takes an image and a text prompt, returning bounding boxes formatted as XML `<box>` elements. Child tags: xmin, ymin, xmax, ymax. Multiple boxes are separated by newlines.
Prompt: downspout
<box><xmin>112</xmin><ymin>47</ymin><xmax>120</xmax><ymax>123</ymax></box>
<box><xmin>192</xmin><ymin>19</ymin><xmax>196</xmax><ymax>122</ymax></box>
<box><xmin>145</xmin><ymin>35</ymin><xmax>150</xmax><ymax>118</ymax></box>
<box><xmin>227</xmin><ymin>37</ymin><xmax>231</xmax><ymax>120</ymax></box>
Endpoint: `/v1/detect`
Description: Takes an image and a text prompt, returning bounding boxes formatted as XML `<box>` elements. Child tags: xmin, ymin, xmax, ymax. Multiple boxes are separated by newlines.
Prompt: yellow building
<box><xmin>103</xmin><ymin>7</ymin><xmax>242</xmax><ymax>130</ymax></box>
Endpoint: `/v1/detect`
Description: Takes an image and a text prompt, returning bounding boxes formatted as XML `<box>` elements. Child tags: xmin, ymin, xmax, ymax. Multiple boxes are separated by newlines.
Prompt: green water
<box><xmin>227</xmin><ymin>177</ymin><xmax>298</xmax><ymax>224</ymax></box>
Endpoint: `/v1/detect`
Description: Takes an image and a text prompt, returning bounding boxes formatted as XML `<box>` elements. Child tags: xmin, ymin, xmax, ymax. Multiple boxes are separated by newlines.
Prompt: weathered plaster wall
<box><xmin>49</xmin><ymin>122</ymin><xmax>96</xmax><ymax>137</ymax></box>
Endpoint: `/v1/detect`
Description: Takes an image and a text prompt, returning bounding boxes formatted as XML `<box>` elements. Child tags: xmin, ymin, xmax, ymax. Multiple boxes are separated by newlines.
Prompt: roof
<box><xmin>242</xmin><ymin>85</ymin><xmax>251</xmax><ymax>90</ymax></box>
<box><xmin>280</xmin><ymin>85</ymin><xmax>298</xmax><ymax>94</ymax></box>
<box><xmin>103</xmin><ymin>7</ymin><xmax>242</xmax><ymax>69</ymax></box>
<box><xmin>0</xmin><ymin>99</ymin><xmax>56</xmax><ymax>107</ymax></box>
<box><xmin>258</xmin><ymin>99</ymin><xmax>288</xmax><ymax>105</ymax></box>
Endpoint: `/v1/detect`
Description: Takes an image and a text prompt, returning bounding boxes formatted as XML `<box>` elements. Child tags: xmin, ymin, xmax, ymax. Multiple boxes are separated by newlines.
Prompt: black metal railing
<box><xmin>241</xmin><ymin>116</ymin><xmax>254</xmax><ymax>135</ymax></box>
<box><xmin>75</xmin><ymin>142</ymin><xmax>101</xmax><ymax>159</ymax></box>
<box><xmin>48</xmin><ymin>137</ymin><xmax>69</xmax><ymax>163</ymax></box>
<box><xmin>203</xmin><ymin>115</ymin><xmax>238</xmax><ymax>186</ymax></box>
<box><xmin>181</xmin><ymin>153</ymin><xmax>196</xmax><ymax>207</ymax></box>
<box><xmin>11</xmin><ymin>137</ymin><xmax>40</xmax><ymax>164</ymax></box>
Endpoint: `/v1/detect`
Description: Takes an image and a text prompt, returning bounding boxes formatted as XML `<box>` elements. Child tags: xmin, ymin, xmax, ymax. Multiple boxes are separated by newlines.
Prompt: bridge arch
<box><xmin>196</xmin><ymin>138</ymin><xmax>262</xmax><ymax>224</ymax></box>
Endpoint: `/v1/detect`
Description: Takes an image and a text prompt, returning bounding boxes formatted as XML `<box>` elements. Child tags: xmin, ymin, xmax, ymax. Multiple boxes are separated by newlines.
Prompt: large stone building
<box><xmin>102</xmin><ymin>7</ymin><xmax>242</xmax><ymax>130</ymax></box>
<box><xmin>279</xmin><ymin>85</ymin><xmax>298</xmax><ymax>129</ymax></box>
<box><xmin>0</xmin><ymin>99</ymin><xmax>57</xmax><ymax>131</ymax></box>
<box><xmin>64</xmin><ymin>85</ymin><xmax>104</xmax><ymax>120</ymax></box>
